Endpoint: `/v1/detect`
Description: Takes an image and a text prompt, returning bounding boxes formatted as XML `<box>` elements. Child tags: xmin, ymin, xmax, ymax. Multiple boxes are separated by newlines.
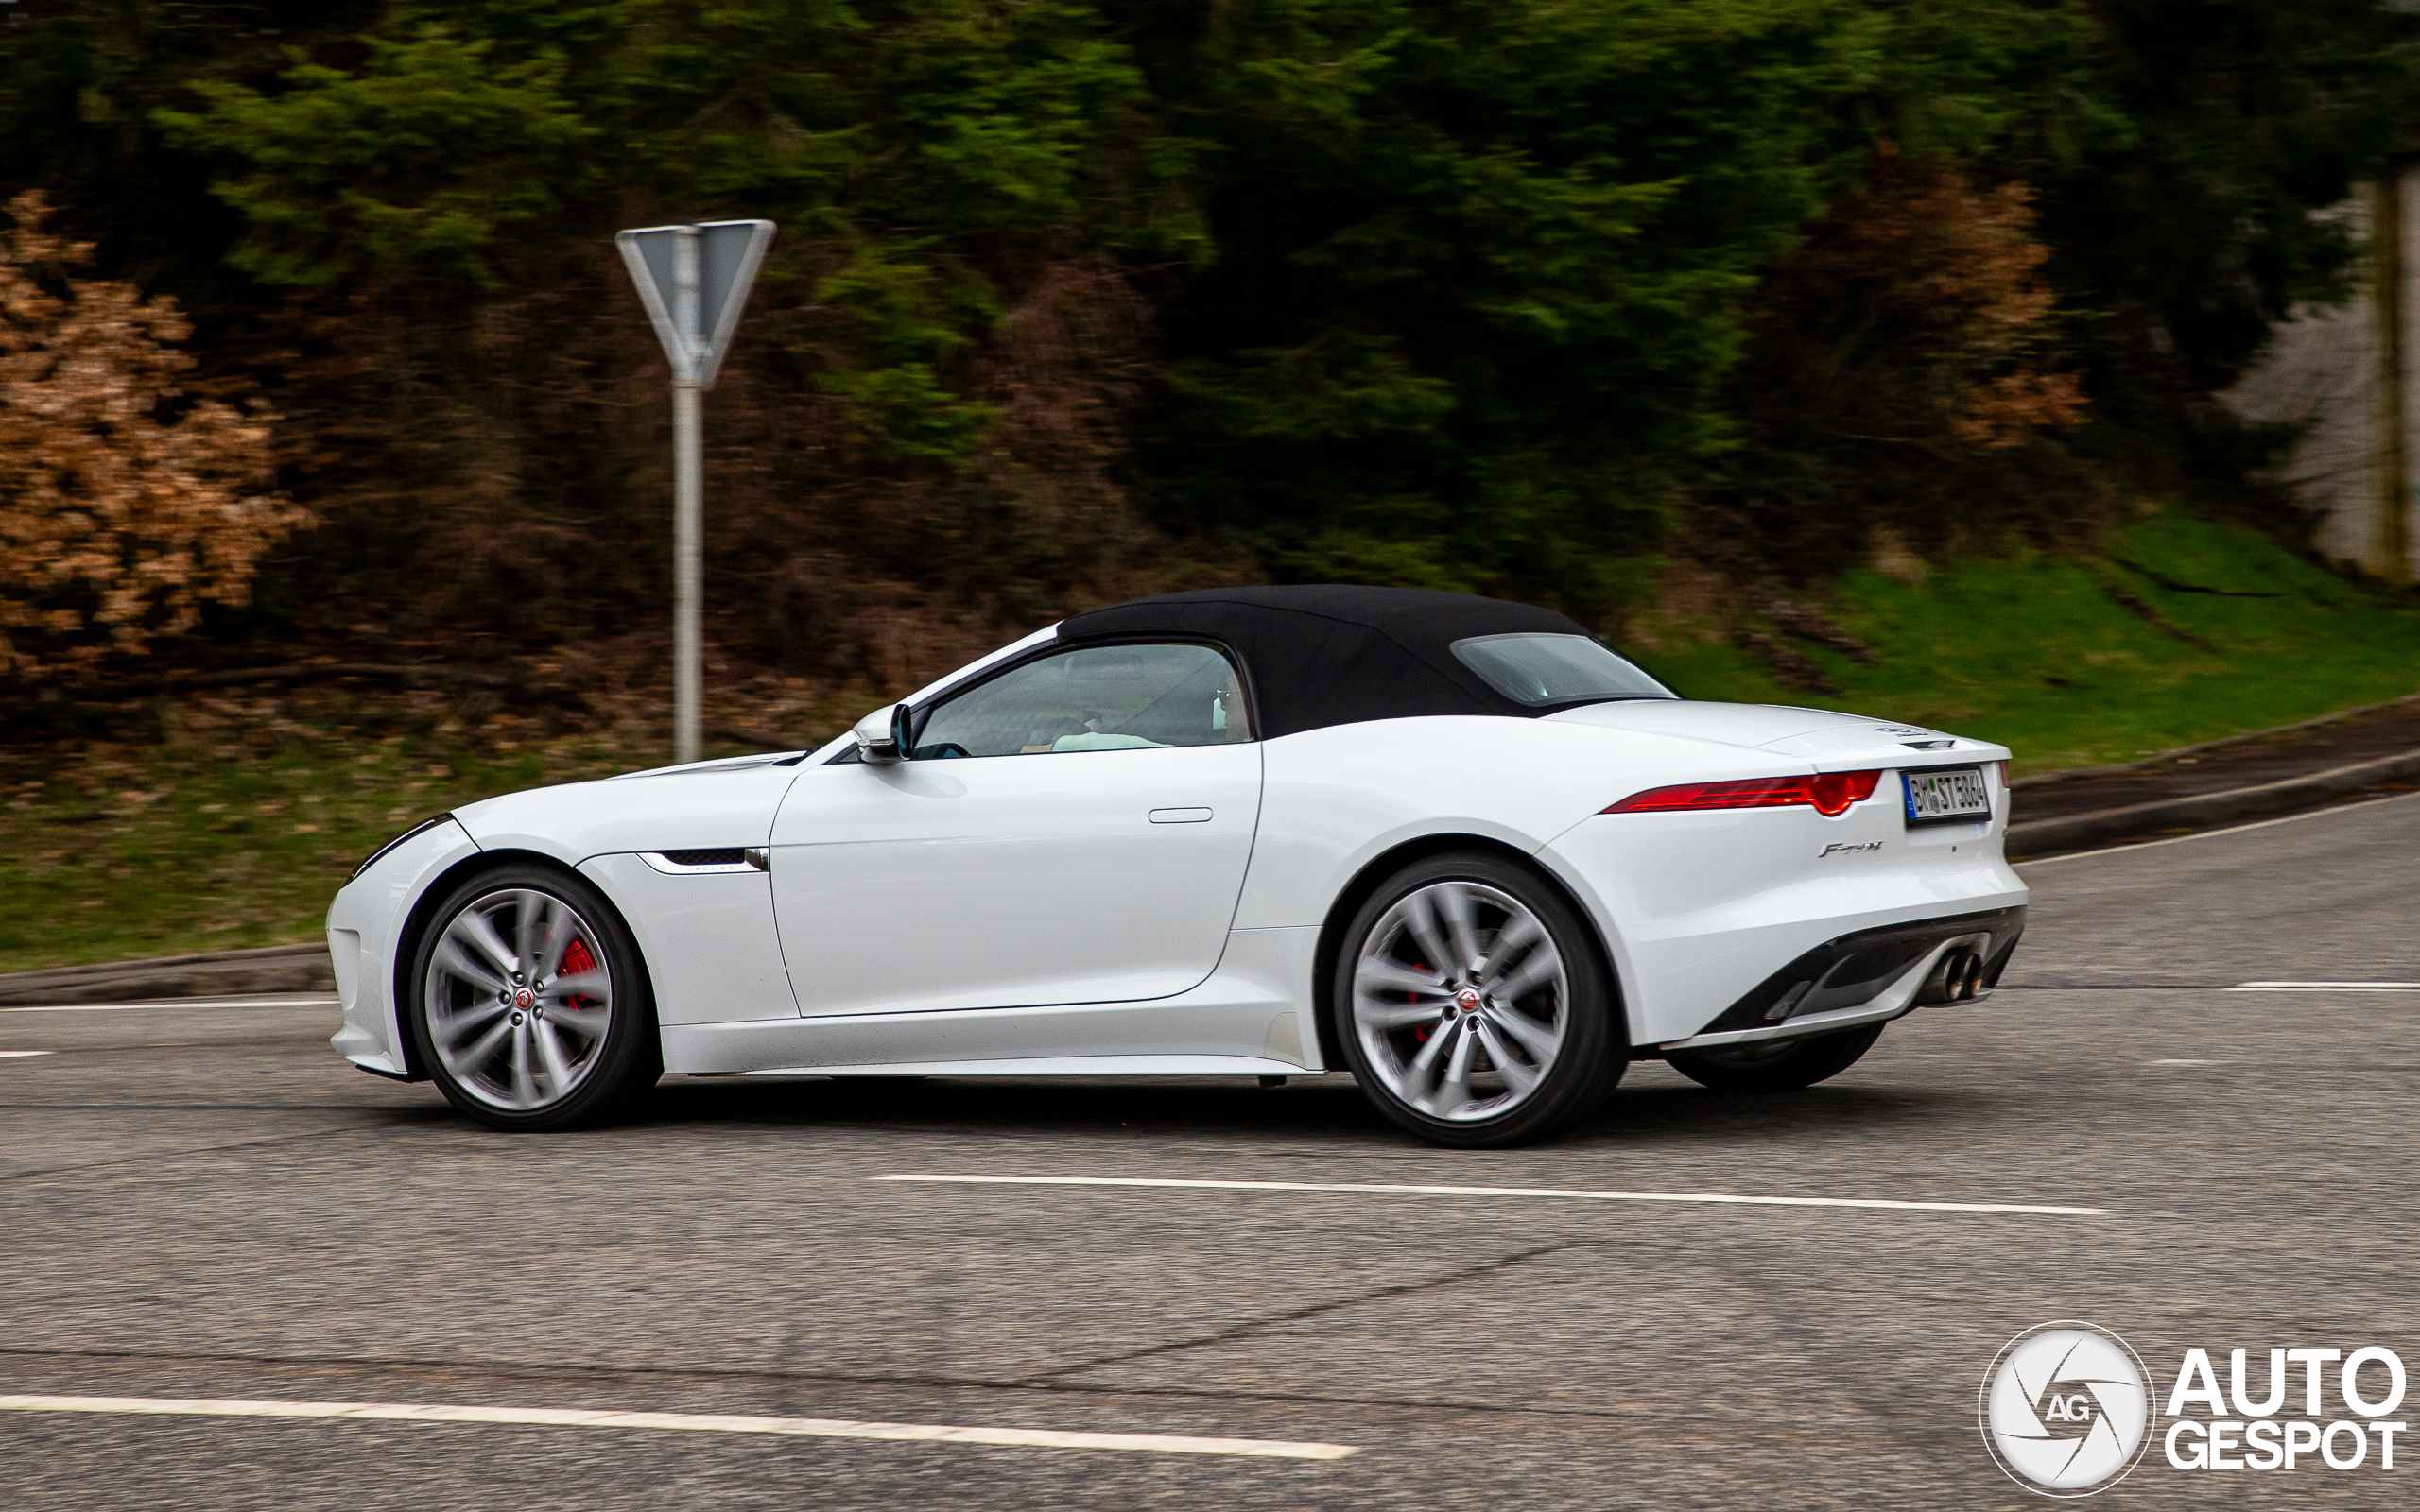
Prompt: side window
<box><xmin>910</xmin><ymin>644</ymin><xmax>1252</xmax><ymax>759</ymax></box>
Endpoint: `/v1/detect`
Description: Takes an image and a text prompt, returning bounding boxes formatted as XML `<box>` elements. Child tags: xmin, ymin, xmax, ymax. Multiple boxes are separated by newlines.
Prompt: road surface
<box><xmin>6</xmin><ymin>795</ymin><xmax>2417</xmax><ymax>1507</ymax></box>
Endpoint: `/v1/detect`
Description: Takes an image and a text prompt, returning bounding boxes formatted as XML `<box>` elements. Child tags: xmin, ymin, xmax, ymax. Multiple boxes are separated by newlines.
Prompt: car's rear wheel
<box><xmin>1664</xmin><ymin>1022</ymin><xmax>1884</xmax><ymax>1093</ymax></box>
<box><xmin>406</xmin><ymin>864</ymin><xmax>660</xmax><ymax>1131</ymax></box>
<box><xmin>1331</xmin><ymin>851</ymin><xmax>1623</xmax><ymax>1148</ymax></box>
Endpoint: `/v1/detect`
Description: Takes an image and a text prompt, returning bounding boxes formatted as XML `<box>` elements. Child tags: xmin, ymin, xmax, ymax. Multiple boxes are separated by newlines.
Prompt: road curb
<box><xmin>0</xmin><ymin>941</ymin><xmax>334</xmax><ymax>1007</ymax></box>
<box><xmin>2008</xmin><ymin>691</ymin><xmax>2420</xmax><ymax>792</ymax></box>
<box><xmin>2007</xmin><ymin>747</ymin><xmax>2420</xmax><ymax>856</ymax></box>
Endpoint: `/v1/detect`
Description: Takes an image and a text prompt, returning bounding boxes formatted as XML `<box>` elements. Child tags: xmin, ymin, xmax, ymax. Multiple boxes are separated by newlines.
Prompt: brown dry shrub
<box><xmin>1744</xmin><ymin>150</ymin><xmax>2086</xmax><ymax>453</ymax></box>
<box><xmin>1678</xmin><ymin>152</ymin><xmax>2097</xmax><ymax>656</ymax></box>
<box><xmin>0</xmin><ymin>192</ymin><xmax>301</xmax><ymax>681</ymax></box>
<box><xmin>1951</xmin><ymin>369</ymin><xmax>2090</xmax><ymax>448</ymax></box>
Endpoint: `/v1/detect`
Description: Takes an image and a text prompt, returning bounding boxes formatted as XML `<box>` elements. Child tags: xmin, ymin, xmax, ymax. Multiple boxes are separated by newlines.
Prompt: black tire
<box><xmin>404</xmin><ymin>862</ymin><xmax>661</xmax><ymax>1131</ymax></box>
<box><xmin>1330</xmin><ymin>851</ymin><xmax>1624</xmax><ymax>1148</ymax></box>
<box><xmin>1664</xmin><ymin>1022</ymin><xmax>1885</xmax><ymax>1093</ymax></box>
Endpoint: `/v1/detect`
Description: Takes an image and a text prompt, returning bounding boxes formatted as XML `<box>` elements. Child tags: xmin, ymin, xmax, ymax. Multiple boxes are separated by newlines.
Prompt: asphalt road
<box><xmin>6</xmin><ymin>794</ymin><xmax>2419</xmax><ymax>1509</ymax></box>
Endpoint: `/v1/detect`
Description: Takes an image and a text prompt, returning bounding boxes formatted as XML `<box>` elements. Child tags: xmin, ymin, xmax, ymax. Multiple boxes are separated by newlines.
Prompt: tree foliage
<box><xmin>156</xmin><ymin>25</ymin><xmax>595</xmax><ymax>288</ymax></box>
<box><xmin>0</xmin><ymin>0</ymin><xmax>2414</xmax><ymax>686</ymax></box>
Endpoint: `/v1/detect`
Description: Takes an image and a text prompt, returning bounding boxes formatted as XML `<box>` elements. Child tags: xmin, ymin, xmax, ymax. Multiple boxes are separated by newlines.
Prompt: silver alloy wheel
<box><xmin>1350</xmin><ymin>880</ymin><xmax>1567</xmax><ymax>1123</ymax></box>
<box><xmin>423</xmin><ymin>887</ymin><xmax>614</xmax><ymax>1111</ymax></box>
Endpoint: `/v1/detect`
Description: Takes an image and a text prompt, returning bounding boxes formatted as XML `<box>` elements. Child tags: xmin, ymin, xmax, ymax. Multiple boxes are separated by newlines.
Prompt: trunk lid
<box><xmin>1546</xmin><ymin>700</ymin><xmax>2007</xmax><ymax>768</ymax></box>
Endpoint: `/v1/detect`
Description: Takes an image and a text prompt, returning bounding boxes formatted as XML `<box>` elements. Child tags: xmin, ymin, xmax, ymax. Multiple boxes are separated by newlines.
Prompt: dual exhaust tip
<box><xmin>1923</xmin><ymin>948</ymin><xmax>1989</xmax><ymax>1005</ymax></box>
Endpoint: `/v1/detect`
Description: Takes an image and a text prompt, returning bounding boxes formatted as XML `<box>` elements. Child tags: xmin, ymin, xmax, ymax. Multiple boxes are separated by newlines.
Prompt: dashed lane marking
<box><xmin>0</xmin><ymin>1395</ymin><xmax>1358</xmax><ymax>1460</ymax></box>
<box><xmin>0</xmin><ymin>1050</ymin><xmax>54</xmax><ymax>1058</ymax></box>
<box><xmin>2227</xmin><ymin>982</ymin><xmax>2420</xmax><ymax>991</ymax></box>
<box><xmin>874</xmin><ymin>1173</ymin><xmax>2107</xmax><ymax>1216</ymax></box>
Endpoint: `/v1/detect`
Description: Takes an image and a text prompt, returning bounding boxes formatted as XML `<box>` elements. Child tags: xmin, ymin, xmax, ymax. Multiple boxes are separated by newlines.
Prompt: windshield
<box><xmin>1451</xmin><ymin>633</ymin><xmax>1675</xmax><ymax>707</ymax></box>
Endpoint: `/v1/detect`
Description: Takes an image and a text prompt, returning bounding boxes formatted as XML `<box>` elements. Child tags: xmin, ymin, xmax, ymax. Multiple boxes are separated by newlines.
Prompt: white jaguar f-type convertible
<box><xmin>327</xmin><ymin>585</ymin><xmax>2026</xmax><ymax>1146</ymax></box>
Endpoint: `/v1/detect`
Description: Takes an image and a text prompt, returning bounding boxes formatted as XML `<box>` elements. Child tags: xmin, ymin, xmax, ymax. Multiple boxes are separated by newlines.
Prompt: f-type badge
<box><xmin>1819</xmin><ymin>840</ymin><xmax>1885</xmax><ymax>858</ymax></box>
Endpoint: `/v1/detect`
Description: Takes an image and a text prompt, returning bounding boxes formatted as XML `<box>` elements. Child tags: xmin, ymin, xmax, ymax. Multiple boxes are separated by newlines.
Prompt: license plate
<box><xmin>1903</xmin><ymin>765</ymin><xmax>1992</xmax><ymax>825</ymax></box>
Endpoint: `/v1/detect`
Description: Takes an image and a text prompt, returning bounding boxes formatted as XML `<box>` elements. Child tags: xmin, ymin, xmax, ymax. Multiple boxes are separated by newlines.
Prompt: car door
<box><xmin>769</xmin><ymin>641</ymin><xmax>1264</xmax><ymax>1016</ymax></box>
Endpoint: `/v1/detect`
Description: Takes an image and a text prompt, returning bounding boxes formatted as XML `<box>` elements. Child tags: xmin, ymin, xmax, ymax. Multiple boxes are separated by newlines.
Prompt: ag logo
<box><xmin>1980</xmin><ymin>1321</ymin><xmax>2152</xmax><ymax>1497</ymax></box>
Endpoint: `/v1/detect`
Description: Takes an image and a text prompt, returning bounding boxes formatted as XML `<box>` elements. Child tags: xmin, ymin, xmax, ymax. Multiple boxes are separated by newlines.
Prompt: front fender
<box><xmin>326</xmin><ymin>816</ymin><xmax>481</xmax><ymax>1075</ymax></box>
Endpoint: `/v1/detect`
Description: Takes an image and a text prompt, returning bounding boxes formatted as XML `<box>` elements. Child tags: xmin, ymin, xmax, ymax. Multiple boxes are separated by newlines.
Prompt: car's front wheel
<box><xmin>406</xmin><ymin>864</ymin><xmax>660</xmax><ymax>1131</ymax></box>
<box><xmin>1331</xmin><ymin>851</ymin><xmax>1624</xmax><ymax>1148</ymax></box>
<box><xmin>1663</xmin><ymin>1022</ymin><xmax>1884</xmax><ymax>1093</ymax></box>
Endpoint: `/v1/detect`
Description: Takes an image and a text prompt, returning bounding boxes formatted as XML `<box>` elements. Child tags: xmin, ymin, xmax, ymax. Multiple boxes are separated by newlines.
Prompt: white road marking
<box><xmin>2014</xmin><ymin>788</ymin><xmax>2420</xmax><ymax>865</ymax></box>
<box><xmin>2148</xmin><ymin>1058</ymin><xmax>2223</xmax><ymax>1065</ymax></box>
<box><xmin>0</xmin><ymin>996</ymin><xmax>340</xmax><ymax>1013</ymax></box>
<box><xmin>2227</xmin><ymin>982</ymin><xmax>2420</xmax><ymax>991</ymax></box>
<box><xmin>875</xmin><ymin>1173</ymin><xmax>2107</xmax><ymax>1216</ymax></box>
<box><xmin>0</xmin><ymin>1395</ymin><xmax>1357</xmax><ymax>1460</ymax></box>
<box><xmin>0</xmin><ymin>1050</ymin><xmax>54</xmax><ymax>1058</ymax></box>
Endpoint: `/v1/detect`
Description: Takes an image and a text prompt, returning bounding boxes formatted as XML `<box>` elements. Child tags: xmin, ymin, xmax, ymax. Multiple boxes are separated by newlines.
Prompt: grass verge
<box><xmin>0</xmin><ymin>679</ymin><xmax>857</xmax><ymax>977</ymax></box>
<box><xmin>1629</xmin><ymin>512</ymin><xmax>2420</xmax><ymax>775</ymax></box>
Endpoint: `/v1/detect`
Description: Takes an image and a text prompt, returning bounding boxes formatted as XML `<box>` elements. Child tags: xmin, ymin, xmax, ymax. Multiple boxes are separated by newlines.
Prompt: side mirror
<box><xmin>854</xmin><ymin>703</ymin><xmax>912</xmax><ymax>765</ymax></box>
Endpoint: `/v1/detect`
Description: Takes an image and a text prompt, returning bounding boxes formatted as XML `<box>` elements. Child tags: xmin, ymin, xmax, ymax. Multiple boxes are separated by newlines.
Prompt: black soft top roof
<box><xmin>1056</xmin><ymin>584</ymin><xmax>1604</xmax><ymax>739</ymax></box>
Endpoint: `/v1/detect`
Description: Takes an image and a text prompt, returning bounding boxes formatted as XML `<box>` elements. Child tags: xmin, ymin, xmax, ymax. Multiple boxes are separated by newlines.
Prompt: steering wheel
<box><xmin>911</xmin><ymin>742</ymin><xmax>972</xmax><ymax>760</ymax></box>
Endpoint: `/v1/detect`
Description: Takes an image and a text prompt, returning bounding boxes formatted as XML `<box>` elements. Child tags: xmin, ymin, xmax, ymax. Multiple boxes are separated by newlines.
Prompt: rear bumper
<box><xmin>1537</xmin><ymin>800</ymin><xmax>2027</xmax><ymax>1045</ymax></box>
<box><xmin>1655</xmin><ymin>905</ymin><xmax>2023</xmax><ymax>1052</ymax></box>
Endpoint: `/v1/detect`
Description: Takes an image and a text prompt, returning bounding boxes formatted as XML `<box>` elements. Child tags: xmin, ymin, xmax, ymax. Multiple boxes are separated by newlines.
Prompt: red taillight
<box><xmin>1807</xmin><ymin>769</ymin><xmax>1881</xmax><ymax>816</ymax></box>
<box><xmin>1603</xmin><ymin>769</ymin><xmax>1882</xmax><ymax>817</ymax></box>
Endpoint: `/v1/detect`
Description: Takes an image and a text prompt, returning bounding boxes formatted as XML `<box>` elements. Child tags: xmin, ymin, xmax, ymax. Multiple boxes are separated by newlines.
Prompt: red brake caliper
<box><xmin>559</xmin><ymin>937</ymin><xmax>596</xmax><ymax>1005</ymax></box>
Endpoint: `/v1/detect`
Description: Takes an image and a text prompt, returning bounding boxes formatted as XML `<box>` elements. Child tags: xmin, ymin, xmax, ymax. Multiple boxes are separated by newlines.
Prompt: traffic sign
<box><xmin>616</xmin><ymin>217</ymin><xmax>776</xmax><ymax>765</ymax></box>
<box><xmin>616</xmin><ymin>219</ymin><xmax>774</xmax><ymax>389</ymax></box>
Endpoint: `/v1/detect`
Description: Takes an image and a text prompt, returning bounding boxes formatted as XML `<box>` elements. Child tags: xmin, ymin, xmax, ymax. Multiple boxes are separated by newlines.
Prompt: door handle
<box><xmin>1148</xmin><ymin>808</ymin><xmax>1213</xmax><ymax>824</ymax></box>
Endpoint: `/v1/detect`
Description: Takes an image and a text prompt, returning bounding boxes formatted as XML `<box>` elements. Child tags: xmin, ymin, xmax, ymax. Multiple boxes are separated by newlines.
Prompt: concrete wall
<box><xmin>2222</xmin><ymin>170</ymin><xmax>2420</xmax><ymax>584</ymax></box>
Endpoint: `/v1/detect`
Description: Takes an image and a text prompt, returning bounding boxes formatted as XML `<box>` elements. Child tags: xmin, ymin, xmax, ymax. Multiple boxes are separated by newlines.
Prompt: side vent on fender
<box><xmin>642</xmin><ymin>849</ymin><xmax>753</xmax><ymax>874</ymax></box>
<box><xmin>662</xmin><ymin>849</ymin><xmax>744</xmax><ymax>868</ymax></box>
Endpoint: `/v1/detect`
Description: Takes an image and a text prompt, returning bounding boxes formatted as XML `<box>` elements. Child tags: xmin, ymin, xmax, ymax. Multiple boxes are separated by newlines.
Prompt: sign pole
<box><xmin>671</xmin><ymin>227</ymin><xmax>703</xmax><ymax>766</ymax></box>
